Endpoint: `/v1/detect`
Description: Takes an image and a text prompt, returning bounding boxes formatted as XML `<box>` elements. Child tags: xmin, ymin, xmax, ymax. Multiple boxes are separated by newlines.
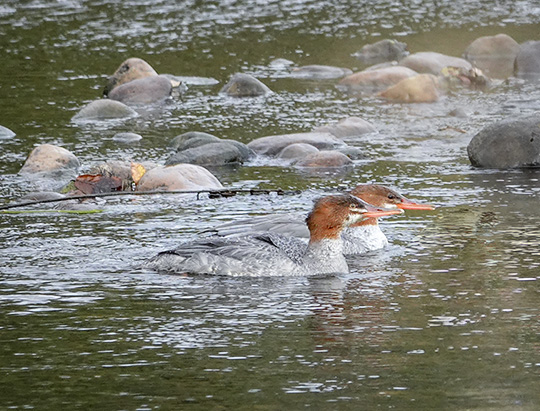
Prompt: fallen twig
<box><xmin>0</xmin><ymin>188</ymin><xmax>302</xmax><ymax>211</ymax></box>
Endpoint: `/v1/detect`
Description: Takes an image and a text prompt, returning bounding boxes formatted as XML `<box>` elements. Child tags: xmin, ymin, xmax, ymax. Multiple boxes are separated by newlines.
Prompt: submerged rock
<box><xmin>290</xmin><ymin>65</ymin><xmax>353</xmax><ymax>79</ymax></box>
<box><xmin>377</xmin><ymin>74</ymin><xmax>443</xmax><ymax>103</ymax></box>
<box><xmin>463</xmin><ymin>33</ymin><xmax>520</xmax><ymax>79</ymax></box>
<box><xmin>247</xmin><ymin>132</ymin><xmax>345</xmax><ymax>157</ymax></box>
<box><xmin>338</xmin><ymin>66</ymin><xmax>418</xmax><ymax>92</ymax></box>
<box><xmin>0</xmin><ymin>125</ymin><xmax>16</xmax><ymax>139</ymax></box>
<box><xmin>467</xmin><ymin>115</ymin><xmax>540</xmax><ymax>169</ymax></box>
<box><xmin>108</xmin><ymin>75</ymin><xmax>172</xmax><ymax>105</ymax></box>
<box><xmin>294</xmin><ymin>151</ymin><xmax>352</xmax><ymax>168</ymax></box>
<box><xmin>353</xmin><ymin>39</ymin><xmax>409</xmax><ymax>64</ymax></box>
<box><xmin>277</xmin><ymin>143</ymin><xmax>319</xmax><ymax>160</ymax></box>
<box><xmin>137</xmin><ymin>164</ymin><xmax>223</xmax><ymax>191</ymax></box>
<box><xmin>314</xmin><ymin>117</ymin><xmax>376</xmax><ymax>138</ymax></box>
<box><xmin>515</xmin><ymin>41</ymin><xmax>540</xmax><ymax>80</ymax></box>
<box><xmin>220</xmin><ymin>73</ymin><xmax>272</xmax><ymax>97</ymax></box>
<box><xmin>19</xmin><ymin>144</ymin><xmax>80</xmax><ymax>175</ymax></box>
<box><xmin>112</xmin><ymin>132</ymin><xmax>142</xmax><ymax>143</ymax></box>
<box><xmin>104</xmin><ymin>57</ymin><xmax>158</xmax><ymax>96</ymax></box>
<box><xmin>169</xmin><ymin>131</ymin><xmax>221</xmax><ymax>151</ymax></box>
<box><xmin>399</xmin><ymin>52</ymin><xmax>472</xmax><ymax>75</ymax></box>
<box><xmin>71</xmin><ymin>99</ymin><xmax>138</xmax><ymax>121</ymax></box>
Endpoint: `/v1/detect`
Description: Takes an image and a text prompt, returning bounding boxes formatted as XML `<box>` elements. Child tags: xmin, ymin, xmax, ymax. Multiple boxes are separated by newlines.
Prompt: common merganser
<box><xmin>210</xmin><ymin>184</ymin><xmax>435</xmax><ymax>255</ymax></box>
<box><xmin>143</xmin><ymin>194</ymin><xmax>402</xmax><ymax>276</ymax></box>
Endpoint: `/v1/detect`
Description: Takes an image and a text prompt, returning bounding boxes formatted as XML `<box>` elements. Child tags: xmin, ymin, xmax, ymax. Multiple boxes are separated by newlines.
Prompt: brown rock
<box><xmin>314</xmin><ymin>117</ymin><xmax>376</xmax><ymax>138</ymax></box>
<box><xmin>19</xmin><ymin>144</ymin><xmax>80</xmax><ymax>174</ymax></box>
<box><xmin>294</xmin><ymin>151</ymin><xmax>352</xmax><ymax>168</ymax></box>
<box><xmin>104</xmin><ymin>58</ymin><xmax>158</xmax><ymax>96</ymax></box>
<box><xmin>338</xmin><ymin>66</ymin><xmax>418</xmax><ymax>92</ymax></box>
<box><xmin>464</xmin><ymin>34</ymin><xmax>520</xmax><ymax>79</ymax></box>
<box><xmin>377</xmin><ymin>74</ymin><xmax>442</xmax><ymax>103</ymax></box>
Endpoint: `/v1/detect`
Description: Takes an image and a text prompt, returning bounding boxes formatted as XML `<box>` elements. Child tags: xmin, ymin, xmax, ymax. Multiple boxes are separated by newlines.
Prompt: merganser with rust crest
<box><xmin>210</xmin><ymin>184</ymin><xmax>435</xmax><ymax>255</ymax></box>
<box><xmin>143</xmin><ymin>194</ymin><xmax>402</xmax><ymax>276</ymax></box>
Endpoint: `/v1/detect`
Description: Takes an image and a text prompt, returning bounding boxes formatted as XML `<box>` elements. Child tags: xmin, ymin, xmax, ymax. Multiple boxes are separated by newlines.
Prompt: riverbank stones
<box><xmin>467</xmin><ymin>114</ymin><xmax>540</xmax><ymax>168</ymax></box>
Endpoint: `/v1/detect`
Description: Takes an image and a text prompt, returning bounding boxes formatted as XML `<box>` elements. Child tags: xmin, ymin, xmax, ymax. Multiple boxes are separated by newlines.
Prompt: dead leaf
<box><xmin>74</xmin><ymin>174</ymin><xmax>123</xmax><ymax>194</ymax></box>
<box><xmin>131</xmin><ymin>162</ymin><xmax>146</xmax><ymax>185</ymax></box>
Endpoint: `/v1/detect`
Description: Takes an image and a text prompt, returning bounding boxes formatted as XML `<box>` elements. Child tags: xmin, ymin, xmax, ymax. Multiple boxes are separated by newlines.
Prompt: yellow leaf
<box><xmin>131</xmin><ymin>162</ymin><xmax>146</xmax><ymax>185</ymax></box>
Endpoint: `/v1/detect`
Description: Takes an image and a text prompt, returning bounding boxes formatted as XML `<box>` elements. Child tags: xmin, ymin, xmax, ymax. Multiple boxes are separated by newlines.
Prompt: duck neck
<box><xmin>303</xmin><ymin>237</ymin><xmax>348</xmax><ymax>274</ymax></box>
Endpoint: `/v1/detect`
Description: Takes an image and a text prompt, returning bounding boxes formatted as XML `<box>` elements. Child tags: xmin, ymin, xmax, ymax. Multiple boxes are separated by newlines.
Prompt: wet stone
<box><xmin>467</xmin><ymin>114</ymin><xmax>540</xmax><ymax>169</ymax></box>
<box><xmin>399</xmin><ymin>52</ymin><xmax>472</xmax><ymax>75</ymax></box>
<box><xmin>112</xmin><ymin>132</ymin><xmax>143</xmax><ymax>143</ymax></box>
<box><xmin>104</xmin><ymin>57</ymin><xmax>158</xmax><ymax>96</ymax></box>
<box><xmin>314</xmin><ymin>117</ymin><xmax>376</xmax><ymax>138</ymax></box>
<box><xmin>108</xmin><ymin>75</ymin><xmax>172</xmax><ymax>105</ymax></box>
<box><xmin>220</xmin><ymin>73</ymin><xmax>272</xmax><ymax>97</ymax></box>
<box><xmin>247</xmin><ymin>132</ymin><xmax>345</xmax><ymax>157</ymax></box>
<box><xmin>0</xmin><ymin>125</ymin><xmax>16</xmax><ymax>139</ymax></box>
<box><xmin>71</xmin><ymin>99</ymin><xmax>138</xmax><ymax>121</ymax></box>
<box><xmin>463</xmin><ymin>33</ymin><xmax>520</xmax><ymax>79</ymax></box>
<box><xmin>515</xmin><ymin>41</ymin><xmax>540</xmax><ymax>80</ymax></box>
<box><xmin>19</xmin><ymin>144</ymin><xmax>80</xmax><ymax>175</ymax></box>
<box><xmin>353</xmin><ymin>39</ymin><xmax>409</xmax><ymax>64</ymax></box>
<box><xmin>290</xmin><ymin>65</ymin><xmax>353</xmax><ymax>79</ymax></box>
<box><xmin>136</xmin><ymin>164</ymin><xmax>223</xmax><ymax>191</ymax></box>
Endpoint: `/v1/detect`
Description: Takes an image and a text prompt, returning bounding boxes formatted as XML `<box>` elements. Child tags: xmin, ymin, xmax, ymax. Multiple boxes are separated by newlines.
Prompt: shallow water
<box><xmin>1</xmin><ymin>0</ymin><xmax>540</xmax><ymax>409</ymax></box>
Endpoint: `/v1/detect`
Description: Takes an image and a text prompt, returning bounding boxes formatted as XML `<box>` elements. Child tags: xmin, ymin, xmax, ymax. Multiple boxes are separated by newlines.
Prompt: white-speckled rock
<box><xmin>314</xmin><ymin>117</ymin><xmax>376</xmax><ymax>138</ymax></box>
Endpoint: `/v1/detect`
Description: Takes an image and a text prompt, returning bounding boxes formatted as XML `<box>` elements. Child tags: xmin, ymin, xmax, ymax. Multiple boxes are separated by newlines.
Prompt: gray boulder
<box><xmin>467</xmin><ymin>114</ymin><xmax>540</xmax><ymax>168</ymax></box>
<box><xmin>108</xmin><ymin>75</ymin><xmax>172</xmax><ymax>104</ymax></box>
<box><xmin>515</xmin><ymin>41</ymin><xmax>540</xmax><ymax>80</ymax></box>
<box><xmin>71</xmin><ymin>99</ymin><xmax>138</xmax><ymax>121</ymax></box>
<box><xmin>247</xmin><ymin>132</ymin><xmax>345</xmax><ymax>157</ymax></box>
<box><xmin>167</xmin><ymin>132</ymin><xmax>253</xmax><ymax>166</ymax></box>
<box><xmin>112</xmin><ymin>132</ymin><xmax>142</xmax><ymax>143</ymax></box>
<box><xmin>220</xmin><ymin>73</ymin><xmax>272</xmax><ymax>97</ymax></box>
<box><xmin>353</xmin><ymin>39</ymin><xmax>409</xmax><ymax>64</ymax></box>
<box><xmin>170</xmin><ymin>132</ymin><xmax>221</xmax><ymax>151</ymax></box>
<box><xmin>166</xmin><ymin>142</ymin><xmax>252</xmax><ymax>166</ymax></box>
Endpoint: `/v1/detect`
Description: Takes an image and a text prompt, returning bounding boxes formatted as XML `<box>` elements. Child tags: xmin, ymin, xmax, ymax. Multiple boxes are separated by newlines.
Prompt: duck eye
<box><xmin>387</xmin><ymin>194</ymin><xmax>395</xmax><ymax>200</ymax></box>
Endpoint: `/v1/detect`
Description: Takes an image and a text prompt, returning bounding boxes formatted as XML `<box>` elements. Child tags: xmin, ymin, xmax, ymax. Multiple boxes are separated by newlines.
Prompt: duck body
<box><xmin>144</xmin><ymin>194</ymin><xmax>402</xmax><ymax>276</ymax></box>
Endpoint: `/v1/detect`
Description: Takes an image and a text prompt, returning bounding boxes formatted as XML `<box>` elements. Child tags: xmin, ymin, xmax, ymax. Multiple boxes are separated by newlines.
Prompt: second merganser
<box><xmin>209</xmin><ymin>184</ymin><xmax>435</xmax><ymax>255</ymax></box>
<box><xmin>143</xmin><ymin>194</ymin><xmax>402</xmax><ymax>276</ymax></box>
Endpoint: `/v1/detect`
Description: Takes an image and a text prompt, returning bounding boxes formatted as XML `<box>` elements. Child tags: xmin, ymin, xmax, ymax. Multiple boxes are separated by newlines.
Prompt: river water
<box><xmin>1</xmin><ymin>0</ymin><xmax>539</xmax><ymax>409</ymax></box>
